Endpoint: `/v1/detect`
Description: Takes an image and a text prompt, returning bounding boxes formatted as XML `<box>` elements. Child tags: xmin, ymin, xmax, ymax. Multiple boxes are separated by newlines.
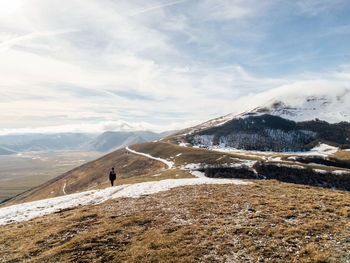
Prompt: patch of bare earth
<box><xmin>1</xmin><ymin>180</ymin><xmax>350</xmax><ymax>262</ymax></box>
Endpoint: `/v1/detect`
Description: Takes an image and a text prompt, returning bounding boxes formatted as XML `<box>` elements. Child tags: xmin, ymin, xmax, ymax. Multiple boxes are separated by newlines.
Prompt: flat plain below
<box><xmin>0</xmin><ymin>151</ymin><xmax>102</xmax><ymax>203</ymax></box>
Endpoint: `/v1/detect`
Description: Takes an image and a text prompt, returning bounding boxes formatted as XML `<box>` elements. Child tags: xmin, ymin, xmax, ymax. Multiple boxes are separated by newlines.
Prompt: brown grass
<box><xmin>3</xmin><ymin>148</ymin><xmax>167</xmax><ymax>206</ymax></box>
<box><xmin>5</xmin><ymin>141</ymin><xmax>350</xmax><ymax>207</ymax></box>
<box><xmin>332</xmin><ymin>150</ymin><xmax>350</xmax><ymax>161</ymax></box>
<box><xmin>1</xmin><ymin>180</ymin><xmax>350</xmax><ymax>262</ymax></box>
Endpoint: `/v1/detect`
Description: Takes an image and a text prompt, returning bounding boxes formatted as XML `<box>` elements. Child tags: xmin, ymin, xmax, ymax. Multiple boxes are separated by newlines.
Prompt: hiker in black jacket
<box><xmin>109</xmin><ymin>167</ymin><xmax>116</xmax><ymax>186</ymax></box>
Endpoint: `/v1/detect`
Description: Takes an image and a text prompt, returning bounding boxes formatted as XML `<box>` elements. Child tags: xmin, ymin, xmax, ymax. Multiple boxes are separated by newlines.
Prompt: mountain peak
<box><xmin>242</xmin><ymin>94</ymin><xmax>349</xmax><ymax>123</ymax></box>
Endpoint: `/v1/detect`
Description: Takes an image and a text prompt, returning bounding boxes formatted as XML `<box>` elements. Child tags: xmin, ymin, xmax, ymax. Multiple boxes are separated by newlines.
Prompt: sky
<box><xmin>1</xmin><ymin>0</ymin><xmax>350</xmax><ymax>134</ymax></box>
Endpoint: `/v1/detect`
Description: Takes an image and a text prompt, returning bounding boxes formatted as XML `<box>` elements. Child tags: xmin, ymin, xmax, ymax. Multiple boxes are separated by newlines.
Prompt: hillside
<box><xmin>1</xmin><ymin>180</ymin><xmax>350</xmax><ymax>262</ymax></box>
<box><xmin>5</xmin><ymin>140</ymin><xmax>350</xmax><ymax>207</ymax></box>
<box><xmin>3</xmin><ymin>147</ymin><xmax>168</xmax><ymax>206</ymax></box>
<box><xmin>2</xmin><ymin>141</ymin><xmax>248</xmax><ymax>206</ymax></box>
<box><xmin>2</xmin><ymin>139</ymin><xmax>350</xmax><ymax>262</ymax></box>
<box><xmin>182</xmin><ymin>114</ymin><xmax>350</xmax><ymax>152</ymax></box>
<box><xmin>168</xmin><ymin>94</ymin><xmax>350</xmax><ymax>152</ymax></box>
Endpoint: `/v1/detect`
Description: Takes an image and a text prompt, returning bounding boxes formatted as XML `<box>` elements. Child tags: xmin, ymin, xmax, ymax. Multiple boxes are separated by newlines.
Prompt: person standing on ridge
<box><xmin>109</xmin><ymin>167</ymin><xmax>116</xmax><ymax>186</ymax></box>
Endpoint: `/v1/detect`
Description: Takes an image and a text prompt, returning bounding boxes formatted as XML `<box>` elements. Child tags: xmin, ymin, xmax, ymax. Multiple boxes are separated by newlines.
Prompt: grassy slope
<box><xmin>0</xmin><ymin>151</ymin><xmax>101</xmax><ymax>203</ymax></box>
<box><xmin>5</xmin><ymin>141</ymin><xmax>350</xmax><ymax>207</ymax></box>
<box><xmin>1</xmin><ymin>141</ymin><xmax>350</xmax><ymax>261</ymax></box>
<box><xmin>1</xmin><ymin>181</ymin><xmax>350</xmax><ymax>262</ymax></box>
<box><xmin>3</xmin><ymin>148</ymin><xmax>168</xmax><ymax>206</ymax></box>
<box><xmin>2</xmin><ymin>142</ymin><xmax>255</xmax><ymax>206</ymax></box>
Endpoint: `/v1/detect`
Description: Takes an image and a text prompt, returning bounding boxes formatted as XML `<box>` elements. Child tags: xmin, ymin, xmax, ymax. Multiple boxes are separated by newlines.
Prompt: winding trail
<box><xmin>62</xmin><ymin>180</ymin><xmax>67</xmax><ymax>195</ymax></box>
<box><xmin>126</xmin><ymin>146</ymin><xmax>174</xmax><ymax>169</ymax></box>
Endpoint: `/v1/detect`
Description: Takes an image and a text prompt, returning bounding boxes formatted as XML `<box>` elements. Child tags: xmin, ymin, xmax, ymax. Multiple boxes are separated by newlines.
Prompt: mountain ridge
<box><xmin>0</xmin><ymin>130</ymin><xmax>173</xmax><ymax>154</ymax></box>
<box><xmin>170</xmin><ymin>95</ymin><xmax>350</xmax><ymax>152</ymax></box>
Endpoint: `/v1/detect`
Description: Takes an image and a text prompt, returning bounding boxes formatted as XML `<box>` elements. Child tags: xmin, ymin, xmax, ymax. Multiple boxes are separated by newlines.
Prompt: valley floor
<box><xmin>0</xmin><ymin>151</ymin><xmax>102</xmax><ymax>203</ymax></box>
<box><xmin>1</xmin><ymin>180</ymin><xmax>350</xmax><ymax>262</ymax></box>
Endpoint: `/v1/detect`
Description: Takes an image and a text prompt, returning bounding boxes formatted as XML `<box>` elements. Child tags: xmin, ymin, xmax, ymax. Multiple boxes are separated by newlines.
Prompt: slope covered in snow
<box><xmin>175</xmin><ymin>92</ymin><xmax>350</xmax><ymax>140</ymax></box>
<box><xmin>0</xmin><ymin>177</ymin><xmax>251</xmax><ymax>226</ymax></box>
<box><xmin>0</xmin><ymin>146</ymin><xmax>253</xmax><ymax>225</ymax></box>
<box><xmin>250</xmin><ymin>96</ymin><xmax>350</xmax><ymax>123</ymax></box>
<box><xmin>178</xmin><ymin>93</ymin><xmax>350</xmax><ymax>152</ymax></box>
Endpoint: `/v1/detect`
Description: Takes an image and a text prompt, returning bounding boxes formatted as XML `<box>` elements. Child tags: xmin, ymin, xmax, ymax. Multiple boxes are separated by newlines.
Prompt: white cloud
<box><xmin>230</xmin><ymin>79</ymin><xmax>350</xmax><ymax>117</ymax></box>
<box><xmin>0</xmin><ymin>0</ymin><xmax>349</xmax><ymax>134</ymax></box>
<box><xmin>296</xmin><ymin>0</ymin><xmax>346</xmax><ymax>16</ymax></box>
<box><xmin>0</xmin><ymin>119</ymin><xmax>200</xmax><ymax>135</ymax></box>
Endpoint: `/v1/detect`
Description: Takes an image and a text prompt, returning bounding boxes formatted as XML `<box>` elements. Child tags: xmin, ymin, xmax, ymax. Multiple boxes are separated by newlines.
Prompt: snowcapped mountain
<box><xmin>176</xmin><ymin>94</ymin><xmax>350</xmax><ymax>152</ymax></box>
<box><xmin>246</xmin><ymin>95</ymin><xmax>350</xmax><ymax>124</ymax></box>
<box><xmin>176</xmin><ymin>94</ymin><xmax>350</xmax><ymax>139</ymax></box>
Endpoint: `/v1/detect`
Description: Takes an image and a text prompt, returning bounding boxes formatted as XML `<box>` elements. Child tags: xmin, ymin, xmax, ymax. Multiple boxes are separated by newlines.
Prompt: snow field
<box><xmin>0</xmin><ymin>147</ymin><xmax>252</xmax><ymax>226</ymax></box>
<box><xmin>0</xmin><ymin>178</ymin><xmax>251</xmax><ymax>226</ymax></box>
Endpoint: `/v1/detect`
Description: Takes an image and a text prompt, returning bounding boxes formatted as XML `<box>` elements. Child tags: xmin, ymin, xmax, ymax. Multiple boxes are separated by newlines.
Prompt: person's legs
<box><xmin>110</xmin><ymin>180</ymin><xmax>114</xmax><ymax>186</ymax></box>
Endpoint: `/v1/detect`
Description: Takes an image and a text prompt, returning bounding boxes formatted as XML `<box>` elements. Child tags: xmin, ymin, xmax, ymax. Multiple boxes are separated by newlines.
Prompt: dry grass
<box><xmin>332</xmin><ymin>150</ymin><xmax>350</xmax><ymax>161</ymax></box>
<box><xmin>3</xmin><ymin>149</ymin><xmax>167</xmax><ymax>206</ymax></box>
<box><xmin>5</xmin><ymin>142</ymin><xmax>350</xmax><ymax>207</ymax></box>
<box><xmin>1</xmin><ymin>180</ymin><xmax>350</xmax><ymax>262</ymax></box>
<box><xmin>132</xmin><ymin>142</ymin><xmax>350</xmax><ymax>174</ymax></box>
<box><xmin>130</xmin><ymin>142</ymin><xmax>264</xmax><ymax>166</ymax></box>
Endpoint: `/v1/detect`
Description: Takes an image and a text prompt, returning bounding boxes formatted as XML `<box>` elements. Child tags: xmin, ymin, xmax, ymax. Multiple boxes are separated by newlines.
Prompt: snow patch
<box><xmin>313</xmin><ymin>169</ymin><xmax>328</xmax><ymax>174</ymax></box>
<box><xmin>180</xmin><ymin>163</ymin><xmax>202</xmax><ymax>170</ymax></box>
<box><xmin>267</xmin><ymin>157</ymin><xmax>282</xmax><ymax>162</ymax></box>
<box><xmin>332</xmin><ymin>170</ymin><xmax>350</xmax><ymax>175</ymax></box>
<box><xmin>198</xmin><ymin>143</ymin><xmax>338</xmax><ymax>158</ymax></box>
<box><xmin>311</xmin><ymin>143</ymin><xmax>338</xmax><ymax>156</ymax></box>
<box><xmin>190</xmin><ymin>171</ymin><xmax>206</xmax><ymax>178</ymax></box>
<box><xmin>0</xmin><ymin>178</ymin><xmax>252</xmax><ymax>226</ymax></box>
<box><xmin>308</xmin><ymin>163</ymin><xmax>326</xmax><ymax>167</ymax></box>
<box><xmin>274</xmin><ymin>163</ymin><xmax>306</xmax><ymax>169</ymax></box>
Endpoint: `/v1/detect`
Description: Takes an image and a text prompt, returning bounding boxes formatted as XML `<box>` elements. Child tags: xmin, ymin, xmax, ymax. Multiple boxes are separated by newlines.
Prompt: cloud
<box><xmin>0</xmin><ymin>29</ymin><xmax>76</xmax><ymax>52</ymax></box>
<box><xmin>231</xmin><ymin>79</ymin><xmax>350</xmax><ymax>117</ymax></box>
<box><xmin>0</xmin><ymin>0</ymin><xmax>350</xmax><ymax>134</ymax></box>
<box><xmin>129</xmin><ymin>0</ymin><xmax>187</xmax><ymax>16</ymax></box>
<box><xmin>296</xmin><ymin>0</ymin><xmax>346</xmax><ymax>16</ymax></box>
<box><xmin>0</xmin><ymin>119</ymin><xmax>200</xmax><ymax>135</ymax></box>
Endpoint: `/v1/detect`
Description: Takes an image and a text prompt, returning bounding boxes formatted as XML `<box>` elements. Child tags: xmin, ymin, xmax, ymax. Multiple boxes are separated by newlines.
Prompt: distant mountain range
<box><xmin>0</xmin><ymin>131</ymin><xmax>173</xmax><ymax>155</ymax></box>
<box><xmin>82</xmin><ymin>131</ymin><xmax>172</xmax><ymax>152</ymax></box>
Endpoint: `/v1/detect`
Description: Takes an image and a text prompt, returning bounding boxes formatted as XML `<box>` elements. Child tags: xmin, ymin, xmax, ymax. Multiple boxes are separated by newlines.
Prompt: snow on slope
<box><xmin>178</xmin><ymin>94</ymin><xmax>350</xmax><ymax>139</ymax></box>
<box><xmin>250</xmin><ymin>96</ymin><xmax>350</xmax><ymax>123</ymax></box>
<box><xmin>126</xmin><ymin>146</ymin><xmax>174</xmax><ymax>169</ymax></box>
<box><xmin>0</xmin><ymin>178</ymin><xmax>251</xmax><ymax>226</ymax></box>
<box><xmin>0</xmin><ymin>147</ymin><xmax>251</xmax><ymax>225</ymax></box>
<box><xmin>208</xmin><ymin>143</ymin><xmax>338</xmax><ymax>157</ymax></box>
